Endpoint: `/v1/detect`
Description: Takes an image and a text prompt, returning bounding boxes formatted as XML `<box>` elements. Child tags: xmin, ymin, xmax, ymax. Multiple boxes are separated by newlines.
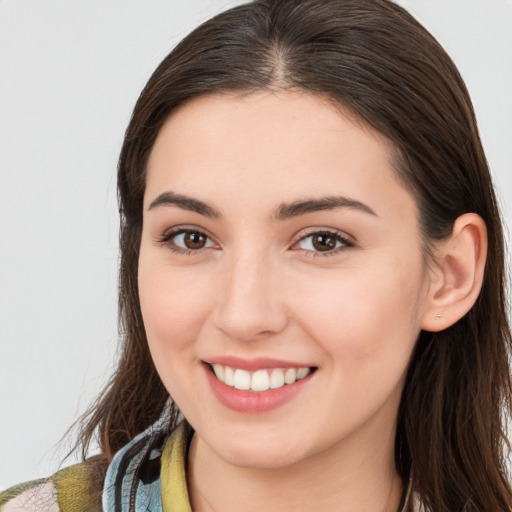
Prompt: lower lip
<box><xmin>203</xmin><ymin>364</ymin><xmax>314</xmax><ymax>413</ymax></box>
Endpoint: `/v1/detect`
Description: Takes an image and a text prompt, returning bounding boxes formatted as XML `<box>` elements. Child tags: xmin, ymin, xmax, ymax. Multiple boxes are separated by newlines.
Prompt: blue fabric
<box><xmin>102</xmin><ymin>401</ymin><xmax>174</xmax><ymax>512</ymax></box>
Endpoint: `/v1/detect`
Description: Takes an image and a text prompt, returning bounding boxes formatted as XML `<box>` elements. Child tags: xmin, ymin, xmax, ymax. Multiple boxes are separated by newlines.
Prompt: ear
<box><xmin>421</xmin><ymin>213</ymin><xmax>487</xmax><ymax>332</ymax></box>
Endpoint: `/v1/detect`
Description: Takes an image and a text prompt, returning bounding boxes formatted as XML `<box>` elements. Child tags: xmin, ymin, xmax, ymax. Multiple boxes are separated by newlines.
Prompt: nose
<box><xmin>213</xmin><ymin>250</ymin><xmax>289</xmax><ymax>342</ymax></box>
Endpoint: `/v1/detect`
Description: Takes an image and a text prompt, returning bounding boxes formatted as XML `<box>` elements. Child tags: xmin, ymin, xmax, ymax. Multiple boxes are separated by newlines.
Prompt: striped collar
<box><xmin>102</xmin><ymin>402</ymin><xmax>191</xmax><ymax>512</ymax></box>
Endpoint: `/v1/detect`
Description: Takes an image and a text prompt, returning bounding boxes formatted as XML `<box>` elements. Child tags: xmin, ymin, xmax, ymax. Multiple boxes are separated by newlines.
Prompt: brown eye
<box><xmin>295</xmin><ymin>230</ymin><xmax>352</xmax><ymax>255</ymax></box>
<box><xmin>183</xmin><ymin>231</ymin><xmax>207</xmax><ymax>249</ymax></box>
<box><xmin>160</xmin><ymin>229</ymin><xmax>215</xmax><ymax>253</ymax></box>
<box><xmin>311</xmin><ymin>234</ymin><xmax>337</xmax><ymax>251</ymax></box>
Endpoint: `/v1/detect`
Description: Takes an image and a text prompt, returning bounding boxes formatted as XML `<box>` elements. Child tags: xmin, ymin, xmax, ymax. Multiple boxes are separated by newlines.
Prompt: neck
<box><xmin>187</xmin><ymin>421</ymin><xmax>404</xmax><ymax>512</ymax></box>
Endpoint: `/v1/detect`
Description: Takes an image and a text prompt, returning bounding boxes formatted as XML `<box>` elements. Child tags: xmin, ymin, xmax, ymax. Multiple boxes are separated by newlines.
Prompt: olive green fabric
<box><xmin>54</xmin><ymin>464</ymin><xmax>102</xmax><ymax>512</ymax></box>
<box><xmin>0</xmin><ymin>462</ymin><xmax>102</xmax><ymax>511</ymax></box>
<box><xmin>0</xmin><ymin>425</ymin><xmax>190</xmax><ymax>511</ymax></box>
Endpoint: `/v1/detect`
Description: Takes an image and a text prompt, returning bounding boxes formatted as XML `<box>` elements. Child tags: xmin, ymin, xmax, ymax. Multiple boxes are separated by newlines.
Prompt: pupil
<box><xmin>312</xmin><ymin>234</ymin><xmax>335</xmax><ymax>251</ymax></box>
<box><xmin>185</xmin><ymin>232</ymin><xmax>206</xmax><ymax>249</ymax></box>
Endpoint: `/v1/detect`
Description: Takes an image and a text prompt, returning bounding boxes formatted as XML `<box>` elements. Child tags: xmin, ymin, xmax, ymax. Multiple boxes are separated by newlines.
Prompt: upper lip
<box><xmin>204</xmin><ymin>356</ymin><xmax>315</xmax><ymax>371</ymax></box>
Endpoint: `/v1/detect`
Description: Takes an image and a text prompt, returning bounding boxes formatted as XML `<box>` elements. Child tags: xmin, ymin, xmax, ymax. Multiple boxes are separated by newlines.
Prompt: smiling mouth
<box><xmin>207</xmin><ymin>363</ymin><xmax>317</xmax><ymax>393</ymax></box>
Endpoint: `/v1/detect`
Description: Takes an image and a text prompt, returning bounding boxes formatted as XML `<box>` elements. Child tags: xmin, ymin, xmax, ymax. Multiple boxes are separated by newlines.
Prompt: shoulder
<box><xmin>0</xmin><ymin>478</ymin><xmax>57</xmax><ymax>512</ymax></box>
<box><xmin>0</xmin><ymin>460</ymin><xmax>105</xmax><ymax>512</ymax></box>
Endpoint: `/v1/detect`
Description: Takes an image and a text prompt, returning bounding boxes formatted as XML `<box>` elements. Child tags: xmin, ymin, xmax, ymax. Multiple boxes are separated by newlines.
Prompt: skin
<box><xmin>138</xmin><ymin>91</ymin><xmax>445</xmax><ymax>511</ymax></box>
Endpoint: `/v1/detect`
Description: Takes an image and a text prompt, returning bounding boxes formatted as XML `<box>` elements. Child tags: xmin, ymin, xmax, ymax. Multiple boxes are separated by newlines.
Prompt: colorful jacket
<box><xmin>0</xmin><ymin>403</ymin><xmax>193</xmax><ymax>511</ymax></box>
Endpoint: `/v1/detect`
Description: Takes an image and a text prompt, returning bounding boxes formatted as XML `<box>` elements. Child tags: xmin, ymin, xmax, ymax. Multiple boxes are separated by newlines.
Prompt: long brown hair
<box><xmin>74</xmin><ymin>0</ymin><xmax>512</xmax><ymax>509</ymax></box>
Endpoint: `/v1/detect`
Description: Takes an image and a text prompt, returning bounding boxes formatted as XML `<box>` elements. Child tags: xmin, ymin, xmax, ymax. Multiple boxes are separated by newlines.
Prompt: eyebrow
<box><xmin>148</xmin><ymin>191</ymin><xmax>377</xmax><ymax>219</ymax></box>
<box><xmin>272</xmin><ymin>196</ymin><xmax>377</xmax><ymax>220</ymax></box>
<box><xmin>148</xmin><ymin>191</ymin><xmax>221</xmax><ymax>218</ymax></box>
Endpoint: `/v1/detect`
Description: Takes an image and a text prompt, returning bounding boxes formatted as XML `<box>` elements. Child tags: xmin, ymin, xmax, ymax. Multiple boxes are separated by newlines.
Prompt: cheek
<box><xmin>290</xmin><ymin>255</ymin><xmax>426</xmax><ymax>370</ymax></box>
<box><xmin>138</xmin><ymin>259</ymin><xmax>215</xmax><ymax>363</ymax></box>
<box><xmin>138</xmin><ymin>256</ymin><xmax>220</xmax><ymax>410</ymax></box>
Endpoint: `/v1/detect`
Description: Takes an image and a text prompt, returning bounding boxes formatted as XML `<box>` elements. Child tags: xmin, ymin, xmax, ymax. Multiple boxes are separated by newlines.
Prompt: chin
<box><xmin>205</xmin><ymin>429</ymin><xmax>308</xmax><ymax>470</ymax></box>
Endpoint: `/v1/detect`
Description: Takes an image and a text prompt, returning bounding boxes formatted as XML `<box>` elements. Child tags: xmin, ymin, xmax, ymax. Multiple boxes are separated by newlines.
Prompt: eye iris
<box><xmin>184</xmin><ymin>231</ymin><xmax>207</xmax><ymax>249</ymax></box>
<box><xmin>312</xmin><ymin>234</ymin><xmax>337</xmax><ymax>251</ymax></box>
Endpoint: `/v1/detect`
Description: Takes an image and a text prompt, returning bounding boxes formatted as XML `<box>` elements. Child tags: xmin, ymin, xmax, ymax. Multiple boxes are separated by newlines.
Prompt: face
<box><xmin>138</xmin><ymin>91</ymin><xmax>432</xmax><ymax>470</ymax></box>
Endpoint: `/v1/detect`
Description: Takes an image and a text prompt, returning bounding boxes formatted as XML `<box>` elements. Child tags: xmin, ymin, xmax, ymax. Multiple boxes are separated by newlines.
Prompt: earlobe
<box><xmin>421</xmin><ymin>213</ymin><xmax>487</xmax><ymax>332</ymax></box>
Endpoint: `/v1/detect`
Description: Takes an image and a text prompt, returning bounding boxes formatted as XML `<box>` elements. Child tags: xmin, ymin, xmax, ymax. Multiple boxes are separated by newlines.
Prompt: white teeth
<box><xmin>212</xmin><ymin>364</ymin><xmax>224</xmax><ymax>381</ymax></box>
<box><xmin>233</xmin><ymin>369</ymin><xmax>251</xmax><ymax>390</ymax></box>
<box><xmin>251</xmin><ymin>369</ymin><xmax>270</xmax><ymax>392</ymax></box>
<box><xmin>224</xmin><ymin>366</ymin><xmax>235</xmax><ymax>386</ymax></box>
<box><xmin>284</xmin><ymin>368</ymin><xmax>297</xmax><ymax>384</ymax></box>
<box><xmin>269</xmin><ymin>368</ymin><xmax>285</xmax><ymax>389</ymax></box>
<box><xmin>297</xmin><ymin>367</ymin><xmax>309</xmax><ymax>379</ymax></box>
<box><xmin>211</xmin><ymin>364</ymin><xmax>313</xmax><ymax>392</ymax></box>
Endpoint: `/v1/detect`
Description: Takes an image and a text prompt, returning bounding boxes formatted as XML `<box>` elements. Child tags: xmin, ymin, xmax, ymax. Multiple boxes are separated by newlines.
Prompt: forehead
<box><xmin>144</xmin><ymin>91</ymin><xmax>415</xmax><ymax>222</ymax></box>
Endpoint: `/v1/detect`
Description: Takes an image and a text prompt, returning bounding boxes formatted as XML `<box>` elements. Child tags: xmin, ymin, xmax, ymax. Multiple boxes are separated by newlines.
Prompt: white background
<box><xmin>1</xmin><ymin>0</ymin><xmax>511</xmax><ymax>490</ymax></box>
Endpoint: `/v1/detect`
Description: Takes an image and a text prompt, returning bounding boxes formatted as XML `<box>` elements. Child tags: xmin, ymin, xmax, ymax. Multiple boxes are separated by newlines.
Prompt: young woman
<box><xmin>2</xmin><ymin>0</ymin><xmax>511</xmax><ymax>510</ymax></box>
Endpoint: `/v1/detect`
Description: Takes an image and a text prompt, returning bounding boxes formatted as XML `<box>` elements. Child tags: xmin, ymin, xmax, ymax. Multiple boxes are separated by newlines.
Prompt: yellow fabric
<box><xmin>161</xmin><ymin>423</ymin><xmax>193</xmax><ymax>512</ymax></box>
<box><xmin>53</xmin><ymin>464</ymin><xmax>100</xmax><ymax>512</ymax></box>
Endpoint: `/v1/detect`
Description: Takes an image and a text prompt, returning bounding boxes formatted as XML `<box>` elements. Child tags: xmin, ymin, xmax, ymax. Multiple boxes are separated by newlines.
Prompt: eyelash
<box><xmin>293</xmin><ymin>230</ymin><xmax>354</xmax><ymax>257</ymax></box>
<box><xmin>156</xmin><ymin>228</ymin><xmax>354</xmax><ymax>257</ymax></box>
<box><xmin>156</xmin><ymin>228</ymin><xmax>215</xmax><ymax>256</ymax></box>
